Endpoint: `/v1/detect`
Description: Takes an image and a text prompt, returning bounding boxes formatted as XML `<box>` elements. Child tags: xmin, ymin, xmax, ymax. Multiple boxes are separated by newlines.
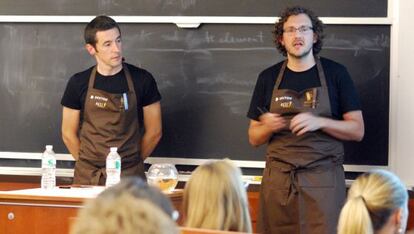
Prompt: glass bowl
<box><xmin>147</xmin><ymin>163</ymin><xmax>178</xmax><ymax>193</ymax></box>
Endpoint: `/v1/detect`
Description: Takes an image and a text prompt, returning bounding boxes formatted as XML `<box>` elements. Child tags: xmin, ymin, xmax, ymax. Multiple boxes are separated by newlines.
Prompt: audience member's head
<box><xmin>183</xmin><ymin>159</ymin><xmax>252</xmax><ymax>233</ymax></box>
<box><xmin>338</xmin><ymin>169</ymin><xmax>408</xmax><ymax>234</ymax></box>
<box><xmin>98</xmin><ymin>176</ymin><xmax>178</xmax><ymax>219</ymax></box>
<box><xmin>71</xmin><ymin>177</ymin><xmax>179</xmax><ymax>234</ymax></box>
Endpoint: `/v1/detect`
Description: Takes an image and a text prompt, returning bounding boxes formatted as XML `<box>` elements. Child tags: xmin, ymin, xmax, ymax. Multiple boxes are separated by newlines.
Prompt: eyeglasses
<box><xmin>283</xmin><ymin>26</ymin><xmax>313</xmax><ymax>35</ymax></box>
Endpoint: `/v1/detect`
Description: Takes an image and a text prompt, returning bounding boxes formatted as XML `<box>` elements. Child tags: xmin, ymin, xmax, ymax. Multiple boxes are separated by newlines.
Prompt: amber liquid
<box><xmin>148</xmin><ymin>177</ymin><xmax>178</xmax><ymax>193</ymax></box>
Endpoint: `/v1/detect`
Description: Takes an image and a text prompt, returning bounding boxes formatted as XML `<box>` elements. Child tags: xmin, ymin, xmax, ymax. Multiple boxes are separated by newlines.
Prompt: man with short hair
<box><xmin>247</xmin><ymin>6</ymin><xmax>364</xmax><ymax>234</ymax></box>
<box><xmin>61</xmin><ymin>15</ymin><xmax>162</xmax><ymax>185</ymax></box>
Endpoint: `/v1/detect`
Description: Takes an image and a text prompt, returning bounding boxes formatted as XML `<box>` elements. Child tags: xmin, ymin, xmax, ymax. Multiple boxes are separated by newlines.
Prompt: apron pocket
<box><xmin>265</xmin><ymin>165</ymin><xmax>292</xmax><ymax>190</ymax></box>
<box><xmin>298</xmin><ymin>167</ymin><xmax>336</xmax><ymax>188</ymax></box>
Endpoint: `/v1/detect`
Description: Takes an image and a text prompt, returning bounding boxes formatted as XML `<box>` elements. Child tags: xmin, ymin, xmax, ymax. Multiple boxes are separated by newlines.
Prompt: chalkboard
<box><xmin>0</xmin><ymin>23</ymin><xmax>390</xmax><ymax>166</ymax></box>
<box><xmin>0</xmin><ymin>0</ymin><xmax>387</xmax><ymax>17</ymax></box>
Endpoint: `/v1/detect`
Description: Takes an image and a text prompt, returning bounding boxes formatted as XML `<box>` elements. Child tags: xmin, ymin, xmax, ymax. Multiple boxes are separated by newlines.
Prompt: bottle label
<box><xmin>48</xmin><ymin>159</ymin><xmax>55</xmax><ymax>167</ymax></box>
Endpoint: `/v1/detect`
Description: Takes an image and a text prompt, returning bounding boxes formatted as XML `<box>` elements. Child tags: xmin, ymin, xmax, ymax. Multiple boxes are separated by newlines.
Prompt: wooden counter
<box><xmin>1</xmin><ymin>176</ymin><xmax>413</xmax><ymax>233</ymax></box>
<box><xmin>0</xmin><ymin>187</ymin><xmax>183</xmax><ymax>234</ymax></box>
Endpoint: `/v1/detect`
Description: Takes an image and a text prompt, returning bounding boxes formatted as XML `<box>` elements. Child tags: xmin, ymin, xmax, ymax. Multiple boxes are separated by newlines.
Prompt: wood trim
<box><xmin>0</xmin><ymin>187</ymin><xmax>183</xmax><ymax>234</ymax></box>
<box><xmin>0</xmin><ymin>205</ymin><xmax>79</xmax><ymax>234</ymax></box>
<box><xmin>180</xmin><ymin>227</ymin><xmax>248</xmax><ymax>234</ymax></box>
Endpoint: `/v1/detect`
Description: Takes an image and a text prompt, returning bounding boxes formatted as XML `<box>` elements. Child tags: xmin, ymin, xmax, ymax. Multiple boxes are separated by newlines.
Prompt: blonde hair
<box><xmin>183</xmin><ymin>159</ymin><xmax>252</xmax><ymax>233</ymax></box>
<box><xmin>71</xmin><ymin>193</ymin><xmax>179</xmax><ymax>234</ymax></box>
<box><xmin>338</xmin><ymin>169</ymin><xmax>408</xmax><ymax>234</ymax></box>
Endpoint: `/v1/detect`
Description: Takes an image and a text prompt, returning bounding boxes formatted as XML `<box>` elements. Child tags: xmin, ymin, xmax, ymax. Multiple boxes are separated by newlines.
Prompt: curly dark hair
<box><xmin>273</xmin><ymin>6</ymin><xmax>324</xmax><ymax>56</ymax></box>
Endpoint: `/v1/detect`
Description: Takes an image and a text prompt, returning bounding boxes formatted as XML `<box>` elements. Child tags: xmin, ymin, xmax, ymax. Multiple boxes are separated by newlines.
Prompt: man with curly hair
<box><xmin>247</xmin><ymin>6</ymin><xmax>365</xmax><ymax>234</ymax></box>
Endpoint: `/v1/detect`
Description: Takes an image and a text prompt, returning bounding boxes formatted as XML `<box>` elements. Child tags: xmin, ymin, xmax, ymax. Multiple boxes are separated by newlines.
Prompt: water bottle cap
<box><xmin>110</xmin><ymin>147</ymin><xmax>118</xmax><ymax>152</ymax></box>
<box><xmin>45</xmin><ymin>145</ymin><xmax>53</xmax><ymax>150</ymax></box>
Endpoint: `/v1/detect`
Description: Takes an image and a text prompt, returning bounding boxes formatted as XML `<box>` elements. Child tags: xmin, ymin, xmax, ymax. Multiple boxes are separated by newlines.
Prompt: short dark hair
<box><xmin>84</xmin><ymin>15</ymin><xmax>121</xmax><ymax>47</ymax></box>
<box><xmin>273</xmin><ymin>6</ymin><xmax>324</xmax><ymax>56</ymax></box>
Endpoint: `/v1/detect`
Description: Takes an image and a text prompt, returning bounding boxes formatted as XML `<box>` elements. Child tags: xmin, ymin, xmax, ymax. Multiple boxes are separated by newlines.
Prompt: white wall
<box><xmin>392</xmin><ymin>0</ymin><xmax>414</xmax><ymax>187</ymax></box>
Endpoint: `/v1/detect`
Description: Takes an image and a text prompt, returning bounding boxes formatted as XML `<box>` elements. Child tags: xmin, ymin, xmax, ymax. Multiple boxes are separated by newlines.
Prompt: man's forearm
<box><xmin>319</xmin><ymin>111</ymin><xmax>364</xmax><ymax>141</ymax></box>
<box><xmin>62</xmin><ymin>134</ymin><xmax>80</xmax><ymax>160</ymax></box>
<box><xmin>248</xmin><ymin>115</ymin><xmax>287</xmax><ymax>147</ymax></box>
<box><xmin>290</xmin><ymin>111</ymin><xmax>364</xmax><ymax>141</ymax></box>
<box><xmin>140</xmin><ymin>131</ymin><xmax>162</xmax><ymax>160</ymax></box>
<box><xmin>320</xmin><ymin>117</ymin><xmax>364</xmax><ymax>141</ymax></box>
<box><xmin>61</xmin><ymin>107</ymin><xmax>81</xmax><ymax>160</ymax></box>
<box><xmin>248</xmin><ymin>123</ymin><xmax>274</xmax><ymax>147</ymax></box>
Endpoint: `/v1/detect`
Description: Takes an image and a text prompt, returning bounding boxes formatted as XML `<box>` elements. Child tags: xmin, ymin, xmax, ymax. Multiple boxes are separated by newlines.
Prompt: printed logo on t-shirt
<box><xmin>90</xmin><ymin>95</ymin><xmax>108</xmax><ymax>109</ymax></box>
<box><xmin>91</xmin><ymin>96</ymin><xmax>108</xmax><ymax>102</ymax></box>
<box><xmin>275</xmin><ymin>96</ymin><xmax>292</xmax><ymax>102</ymax></box>
<box><xmin>275</xmin><ymin>96</ymin><xmax>293</xmax><ymax>109</ymax></box>
<box><xmin>95</xmin><ymin>102</ymin><xmax>107</xmax><ymax>109</ymax></box>
<box><xmin>303</xmin><ymin>88</ymin><xmax>318</xmax><ymax>109</ymax></box>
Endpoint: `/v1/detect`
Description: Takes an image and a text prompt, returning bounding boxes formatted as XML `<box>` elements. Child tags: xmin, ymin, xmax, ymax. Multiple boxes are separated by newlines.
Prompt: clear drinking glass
<box><xmin>147</xmin><ymin>163</ymin><xmax>179</xmax><ymax>193</ymax></box>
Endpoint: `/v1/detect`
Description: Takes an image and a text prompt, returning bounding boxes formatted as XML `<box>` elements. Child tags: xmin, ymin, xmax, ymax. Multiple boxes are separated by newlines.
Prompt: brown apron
<box><xmin>258</xmin><ymin>58</ymin><xmax>346</xmax><ymax>234</ymax></box>
<box><xmin>73</xmin><ymin>64</ymin><xmax>145</xmax><ymax>185</ymax></box>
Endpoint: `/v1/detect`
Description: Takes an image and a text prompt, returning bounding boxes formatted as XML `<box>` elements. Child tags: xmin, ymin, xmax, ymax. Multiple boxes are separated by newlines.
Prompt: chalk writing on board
<box><xmin>324</xmin><ymin>34</ymin><xmax>389</xmax><ymax>56</ymax></box>
<box><xmin>204</xmin><ymin>31</ymin><xmax>265</xmax><ymax>44</ymax></box>
<box><xmin>163</xmin><ymin>0</ymin><xmax>197</xmax><ymax>10</ymax></box>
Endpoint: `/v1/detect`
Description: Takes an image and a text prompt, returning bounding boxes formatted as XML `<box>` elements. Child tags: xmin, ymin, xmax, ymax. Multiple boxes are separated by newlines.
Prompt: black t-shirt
<box><xmin>61</xmin><ymin>63</ymin><xmax>161</xmax><ymax>126</ymax></box>
<box><xmin>247</xmin><ymin>57</ymin><xmax>361</xmax><ymax>121</ymax></box>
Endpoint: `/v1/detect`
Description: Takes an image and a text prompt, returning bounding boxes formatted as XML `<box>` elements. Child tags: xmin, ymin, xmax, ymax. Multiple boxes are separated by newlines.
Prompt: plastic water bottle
<box><xmin>106</xmin><ymin>147</ymin><xmax>121</xmax><ymax>187</ymax></box>
<box><xmin>41</xmin><ymin>145</ymin><xmax>56</xmax><ymax>189</ymax></box>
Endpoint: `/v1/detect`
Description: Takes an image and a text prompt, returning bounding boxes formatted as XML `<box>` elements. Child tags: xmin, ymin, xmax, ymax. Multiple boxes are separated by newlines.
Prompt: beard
<box><xmin>286</xmin><ymin>45</ymin><xmax>313</xmax><ymax>59</ymax></box>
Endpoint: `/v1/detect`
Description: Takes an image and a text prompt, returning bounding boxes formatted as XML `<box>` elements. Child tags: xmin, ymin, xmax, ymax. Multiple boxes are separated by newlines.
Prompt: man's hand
<box><xmin>248</xmin><ymin>113</ymin><xmax>287</xmax><ymax>146</ymax></box>
<box><xmin>290</xmin><ymin>111</ymin><xmax>364</xmax><ymax>141</ymax></box>
<box><xmin>290</xmin><ymin>112</ymin><xmax>322</xmax><ymax>136</ymax></box>
<box><xmin>259</xmin><ymin>112</ymin><xmax>287</xmax><ymax>133</ymax></box>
